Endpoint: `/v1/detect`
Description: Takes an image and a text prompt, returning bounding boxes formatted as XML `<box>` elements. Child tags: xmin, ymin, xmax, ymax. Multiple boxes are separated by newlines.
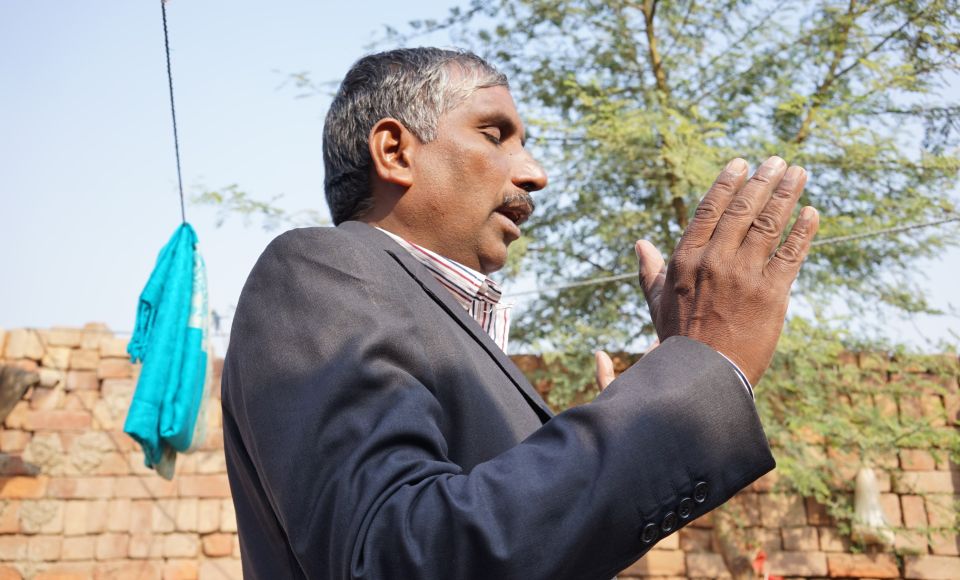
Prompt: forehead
<box><xmin>443</xmin><ymin>85</ymin><xmax>524</xmax><ymax>130</ymax></box>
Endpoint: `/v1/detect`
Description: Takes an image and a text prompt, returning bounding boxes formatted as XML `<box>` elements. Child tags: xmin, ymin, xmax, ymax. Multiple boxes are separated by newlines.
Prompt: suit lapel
<box><xmin>340</xmin><ymin>221</ymin><xmax>554</xmax><ymax>422</ymax></box>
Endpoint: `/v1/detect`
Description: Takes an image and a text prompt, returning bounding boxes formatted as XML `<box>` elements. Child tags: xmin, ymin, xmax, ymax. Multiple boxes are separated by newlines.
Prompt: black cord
<box><xmin>161</xmin><ymin>0</ymin><xmax>186</xmax><ymax>223</ymax></box>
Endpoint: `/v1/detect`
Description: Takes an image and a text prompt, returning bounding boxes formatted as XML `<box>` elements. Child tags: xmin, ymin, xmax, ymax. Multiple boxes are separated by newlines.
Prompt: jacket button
<box><xmin>693</xmin><ymin>481</ymin><xmax>708</xmax><ymax>503</ymax></box>
<box><xmin>678</xmin><ymin>497</ymin><xmax>694</xmax><ymax>519</ymax></box>
<box><xmin>640</xmin><ymin>522</ymin><xmax>658</xmax><ymax>544</ymax></box>
<box><xmin>660</xmin><ymin>511</ymin><xmax>677</xmax><ymax>533</ymax></box>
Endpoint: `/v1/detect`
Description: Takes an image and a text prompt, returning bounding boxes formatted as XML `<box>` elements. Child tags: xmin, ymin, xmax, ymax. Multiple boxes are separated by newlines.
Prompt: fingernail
<box><xmin>784</xmin><ymin>166</ymin><xmax>804</xmax><ymax>181</ymax></box>
<box><xmin>763</xmin><ymin>156</ymin><xmax>787</xmax><ymax>170</ymax></box>
<box><xmin>725</xmin><ymin>158</ymin><xmax>747</xmax><ymax>173</ymax></box>
<box><xmin>800</xmin><ymin>206</ymin><xmax>817</xmax><ymax>220</ymax></box>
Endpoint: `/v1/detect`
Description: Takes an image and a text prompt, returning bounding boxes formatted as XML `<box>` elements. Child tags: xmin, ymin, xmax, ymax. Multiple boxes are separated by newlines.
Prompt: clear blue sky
<box><xmin>2</xmin><ymin>1</ymin><xmax>956</xmax><ymax>352</ymax></box>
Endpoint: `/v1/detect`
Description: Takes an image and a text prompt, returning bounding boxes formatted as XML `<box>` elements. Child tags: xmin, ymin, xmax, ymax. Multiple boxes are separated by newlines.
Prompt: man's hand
<box><xmin>635</xmin><ymin>156</ymin><xmax>819</xmax><ymax>385</ymax></box>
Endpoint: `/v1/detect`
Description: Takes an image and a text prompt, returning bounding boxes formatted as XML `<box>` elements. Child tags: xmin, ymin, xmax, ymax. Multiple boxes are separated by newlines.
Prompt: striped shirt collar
<box><xmin>377</xmin><ymin>228</ymin><xmax>512</xmax><ymax>352</ymax></box>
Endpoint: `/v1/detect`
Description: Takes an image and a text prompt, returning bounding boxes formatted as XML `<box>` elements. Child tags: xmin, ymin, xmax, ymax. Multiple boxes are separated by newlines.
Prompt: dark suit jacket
<box><xmin>222</xmin><ymin>221</ymin><xmax>775</xmax><ymax>579</ymax></box>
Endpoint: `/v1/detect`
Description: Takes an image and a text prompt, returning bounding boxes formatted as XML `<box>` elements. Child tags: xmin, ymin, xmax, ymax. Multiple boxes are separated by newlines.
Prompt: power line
<box><xmin>508</xmin><ymin>214</ymin><xmax>960</xmax><ymax>297</ymax></box>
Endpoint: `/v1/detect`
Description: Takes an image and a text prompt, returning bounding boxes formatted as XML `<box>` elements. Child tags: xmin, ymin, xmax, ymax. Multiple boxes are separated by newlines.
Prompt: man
<box><xmin>222</xmin><ymin>48</ymin><xmax>819</xmax><ymax>579</ymax></box>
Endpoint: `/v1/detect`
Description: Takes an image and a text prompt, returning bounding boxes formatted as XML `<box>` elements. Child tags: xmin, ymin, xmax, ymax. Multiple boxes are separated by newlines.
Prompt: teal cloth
<box><xmin>125</xmin><ymin>223</ymin><xmax>209</xmax><ymax>478</ymax></box>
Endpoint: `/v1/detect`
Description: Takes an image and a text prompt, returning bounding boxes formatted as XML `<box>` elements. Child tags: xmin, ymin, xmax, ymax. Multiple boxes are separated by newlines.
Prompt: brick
<box><xmin>106</xmin><ymin>498</ymin><xmax>132</xmax><ymax>532</ymax></box>
<box><xmin>47</xmin><ymin>328</ymin><xmax>83</xmax><ymax>348</ymax></box>
<box><xmin>880</xmin><ymin>492</ymin><xmax>903</xmax><ymax>526</ymax></box>
<box><xmin>153</xmin><ymin>499</ymin><xmax>177</xmax><ymax>533</ymax></box>
<box><xmin>193</xmin><ymin>451</ymin><xmax>226</xmax><ymax>475</ymax></box>
<box><xmin>129</xmin><ymin>533</ymin><xmax>163</xmax><ymax>560</ymax></box>
<box><xmin>723</xmin><ymin>492</ymin><xmax>760</xmax><ymax>526</ymax></box>
<box><xmin>220</xmin><ymin>499</ymin><xmax>236</xmax><ymax>532</ymax></box>
<box><xmin>903</xmin><ymin>495</ymin><xmax>929</xmax><ymax>528</ymax></box>
<box><xmin>130</xmin><ymin>499</ymin><xmax>153</xmax><ymax>532</ymax></box>
<box><xmin>902</xmin><ymin>449</ymin><xmax>938</xmax><ymax>471</ymax></box>
<box><xmin>0</xmin><ymin>476</ymin><xmax>48</xmax><ymax>498</ymax></box>
<box><xmin>896</xmin><ymin>471</ymin><xmax>959</xmax><ymax>494</ymax></box>
<box><xmin>197</xmin><ymin>499</ymin><xmax>220</xmax><ymax>534</ymax></box>
<box><xmin>40</xmin><ymin>348</ymin><xmax>71</xmax><ymax>371</ymax></box>
<box><xmin>621</xmin><ymin>550</ymin><xmax>686</xmax><ymax>576</ymax></box>
<box><xmin>0</xmin><ymin>431</ymin><xmax>31</xmax><ymax>452</ymax></box>
<box><xmin>179</xmin><ymin>474</ymin><xmax>230</xmax><ymax>498</ymax></box>
<box><xmin>163</xmin><ymin>533</ymin><xmax>199</xmax><ymax>558</ymax></box>
<box><xmin>759</xmin><ymin>493</ymin><xmax>806</xmax><ymax>527</ymax></box>
<box><xmin>4</xmin><ymin>402</ymin><xmax>31</xmax><ymax>429</ymax></box>
<box><xmin>94</xmin><ymin>532</ymin><xmax>129</xmax><ymax>560</ymax></box>
<box><xmin>0</xmin><ymin>535</ymin><xmax>28</xmax><ymax>560</ymax></box>
<box><xmin>679</xmin><ymin>527</ymin><xmax>712</xmax><ymax>552</ymax></box>
<box><xmin>28</xmin><ymin>386</ymin><xmax>64</xmax><ymax>411</ymax></box>
<box><xmin>897</xmin><ymin>529</ymin><xmax>929</xmax><ymax>554</ymax></box>
<box><xmin>61</xmin><ymin>536</ymin><xmax>95</xmax><ymax>560</ymax></box>
<box><xmin>805</xmin><ymin>496</ymin><xmax>831</xmax><ymax>525</ymax></box>
<box><xmin>23</xmin><ymin>410</ymin><xmax>92</xmax><ymax>431</ymax></box>
<box><xmin>685</xmin><ymin>552</ymin><xmax>731</xmax><ymax>578</ymax></box>
<box><xmin>5</xmin><ymin>329</ymin><xmax>44</xmax><ymax>359</ymax></box>
<box><xmin>93</xmin><ymin>452</ymin><xmax>131</xmax><ymax>476</ymax></box>
<box><xmin>930</xmin><ymin>532</ymin><xmax>960</xmax><ymax>556</ymax></box>
<box><xmin>904</xmin><ymin>555</ymin><xmax>960</xmax><ymax>579</ymax></box>
<box><xmin>20</xmin><ymin>499</ymin><xmax>65</xmax><ymax>534</ymax></box>
<box><xmin>35</xmin><ymin>562</ymin><xmax>95</xmax><ymax>579</ymax></box>
<box><xmin>94</xmin><ymin>560</ymin><xmax>162</xmax><ymax>580</ymax></box>
<box><xmin>68</xmin><ymin>349</ymin><xmax>99</xmax><ymax>371</ymax></box>
<box><xmin>828</xmin><ymin>552</ymin><xmax>900</xmax><ymax>577</ymax></box>
<box><xmin>819</xmin><ymin>526</ymin><xmax>851</xmax><ymax>552</ymax></box>
<box><xmin>27</xmin><ymin>535</ymin><xmax>61</xmax><ymax>561</ymax></box>
<box><xmin>202</xmin><ymin>533</ymin><xmax>234</xmax><ymax>557</ymax></box>
<box><xmin>114</xmin><ymin>476</ymin><xmax>178</xmax><ymax>499</ymax></box>
<box><xmin>163</xmin><ymin>559</ymin><xmax>198</xmax><ymax>580</ymax></box>
<box><xmin>782</xmin><ymin>525</ymin><xmax>819</xmax><ymax>551</ymax></box>
<box><xmin>198</xmin><ymin>558</ymin><xmax>242</xmax><ymax>580</ymax></box>
<box><xmin>37</xmin><ymin>369</ymin><xmax>64</xmax><ymax>390</ymax></box>
<box><xmin>0</xmin><ymin>500</ymin><xmax>19</xmax><ymax>533</ymax></box>
<box><xmin>652</xmin><ymin>531</ymin><xmax>679</xmax><ymax>550</ymax></box>
<box><xmin>100</xmin><ymin>379</ymin><xmax>134</xmax><ymax>398</ymax></box>
<box><xmin>99</xmin><ymin>337</ymin><xmax>129</xmax><ymax>358</ymax></box>
<box><xmin>46</xmin><ymin>476</ymin><xmax>113</xmax><ymax>498</ymax></box>
<box><xmin>65</xmin><ymin>370</ymin><xmax>99</xmax><ymax>392</ymax></box>
<box><xmin>767</xmin><ymin>551</ymin><xmax>828</xmax><ymax>576</ymax></box>
<box><xmin>97</xmin><ymin>358</ymin><xmax>132</xmax><ymax>380</ymax></box>
<box><xmin>176</xmin><ymin>498</ymin><xmax>197</xmax><ymax>532</ymax></box>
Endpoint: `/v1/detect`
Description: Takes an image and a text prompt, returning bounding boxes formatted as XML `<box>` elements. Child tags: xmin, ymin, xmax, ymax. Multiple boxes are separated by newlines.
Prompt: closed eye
<box><xmin>482</xmin><ymin>130</ymin><xmax>502</xmax><ymax>145</ymax></box>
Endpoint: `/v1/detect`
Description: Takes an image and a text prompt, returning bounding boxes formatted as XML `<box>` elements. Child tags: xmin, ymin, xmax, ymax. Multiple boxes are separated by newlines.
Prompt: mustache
<box><xmin>498</xmin><ymin>191</ymin><xmax>536</xmax><ymax>217</ymax></box>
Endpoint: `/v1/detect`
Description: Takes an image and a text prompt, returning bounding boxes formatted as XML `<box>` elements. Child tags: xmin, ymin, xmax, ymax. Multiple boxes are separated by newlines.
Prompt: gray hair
<box><xmin>323</xmin><ymin>47</ymin><xmax>509</xmax><ymax>224</ymax></box>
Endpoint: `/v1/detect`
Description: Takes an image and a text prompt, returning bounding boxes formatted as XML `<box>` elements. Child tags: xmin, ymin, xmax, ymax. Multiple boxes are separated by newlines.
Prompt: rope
<box><xmin>508</xmin><ymin>214</ymin><xmax>960</xmax><ymax>297</ymax></box>
<box><xmin>160</xmin><ymin>0</ymin><xmax>186</xmax><ymax>223</ymax></box>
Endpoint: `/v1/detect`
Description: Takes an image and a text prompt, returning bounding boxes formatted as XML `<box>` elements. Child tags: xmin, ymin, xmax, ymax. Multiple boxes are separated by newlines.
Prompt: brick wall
<box><xmin>0</xmin><ymin>325</ymin><xmax>957</xmax><ymax>579</ymax></box>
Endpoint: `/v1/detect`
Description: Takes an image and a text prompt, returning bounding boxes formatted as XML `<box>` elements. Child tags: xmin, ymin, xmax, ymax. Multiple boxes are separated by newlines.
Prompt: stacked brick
<box><xmin>0</xmin><ymin>326</ymin><xmax>237</xmax><ymax>579</ymax></box>
<box><xmin>0</xmin><ymin>326</ymin><xmax>957</xmax><ymax>579</ymax></box>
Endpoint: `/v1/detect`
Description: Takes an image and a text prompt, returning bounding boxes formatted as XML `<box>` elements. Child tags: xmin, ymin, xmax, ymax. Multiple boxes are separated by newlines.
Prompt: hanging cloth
<box><xmin>125</xmin><ymin>223</ymin><xmax>212</xmax><ymax>479</ymax></box>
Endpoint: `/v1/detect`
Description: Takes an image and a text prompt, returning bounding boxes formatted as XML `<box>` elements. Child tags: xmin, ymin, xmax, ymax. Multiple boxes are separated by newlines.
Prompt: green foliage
<box><xmin>193</xmin><ymin>185</ymin><xmax>327</xmax><ymax>231</ymax></box>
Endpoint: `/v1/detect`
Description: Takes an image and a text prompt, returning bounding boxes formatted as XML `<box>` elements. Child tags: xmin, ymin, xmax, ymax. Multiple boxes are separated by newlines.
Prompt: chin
<box><xmin>478</xmin><ymin>247</ymin><xmax>509</xmax><ymax>275</ymax></box>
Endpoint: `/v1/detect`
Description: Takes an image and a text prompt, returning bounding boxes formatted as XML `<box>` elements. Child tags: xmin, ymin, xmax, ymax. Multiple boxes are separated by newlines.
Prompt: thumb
<box><xmin>595</xmin><ymin>350</ymin><xmax>615</xmax><ymax>392</ymax></box>
<box><xmin>634</xmin><ymin>240</ymin><xmax>666</xmax><ymax>306</ymax></box>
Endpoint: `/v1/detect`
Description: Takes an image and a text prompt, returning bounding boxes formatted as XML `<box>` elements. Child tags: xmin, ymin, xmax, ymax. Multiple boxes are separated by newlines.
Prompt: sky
<box><xmin>1</xmin><ymin>0</ymin><xmax>957</xmax><ymax>353</ymax></box>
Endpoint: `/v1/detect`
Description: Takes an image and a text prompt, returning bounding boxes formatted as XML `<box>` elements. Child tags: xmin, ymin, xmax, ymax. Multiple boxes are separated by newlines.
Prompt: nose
<box><xmin>513</xmin><ymin>149</ymin><xmax>548</xmax><ymax>193</ymax></box>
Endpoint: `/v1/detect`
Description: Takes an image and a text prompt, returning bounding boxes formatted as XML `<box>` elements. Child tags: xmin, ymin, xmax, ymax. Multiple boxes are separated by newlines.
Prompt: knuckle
<box><xmin>776</xmin><ymin>239</ymin><xmax>804</xmax><ymax>263</ymax></box>
<box><xmin>750</xmin><ymin>213</ymin><xmax>780</xmax><ymax>238</ymax></box>
<box><xmin>694</xmin><ymin>198</ymin><xmax>724</xmax><ymax>221</ymax></box>
<box><xmin>724</xmin><ymin>196</ymin><xmax>754</xmax><ymax>217</ymax></box>
<box><xmin>750</xmin><ymin>172</ymin><xmax>772</xmax><ymax>186</ymax></box>
<box><xmin>709</xmin><ymin>177</ymin><xmax>737</xmax><ymax>196</ymax></box>
<box><xmin>772</xmin><ymin>184</ymin><xmax>795</xmax><ymax>200</ymax></box>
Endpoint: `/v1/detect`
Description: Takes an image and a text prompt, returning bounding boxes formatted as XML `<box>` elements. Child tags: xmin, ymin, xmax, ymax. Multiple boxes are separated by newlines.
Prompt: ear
<box><xmin>369</xmin><ymin>118</ymin><xmax>415</xmax><ymax>188</ymax></box>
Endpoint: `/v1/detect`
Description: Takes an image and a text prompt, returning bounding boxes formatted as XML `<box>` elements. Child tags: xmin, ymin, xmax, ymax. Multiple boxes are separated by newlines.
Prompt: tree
<box><xmin>382</xmin><ymin>0</ymin><xmax>960</xmax><ymax>562</ymax></box>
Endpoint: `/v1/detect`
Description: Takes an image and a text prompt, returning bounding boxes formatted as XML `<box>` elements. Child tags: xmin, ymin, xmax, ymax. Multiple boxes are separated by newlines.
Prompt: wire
<box><xmin>507</xmin><ymin>214</ymin><xmax>960</xmax><ymax>297</ymax></box>
<box><xmin>161</xmin><ymin>0</ymin><xmax>187</xmax><ymax>223</ymax></box>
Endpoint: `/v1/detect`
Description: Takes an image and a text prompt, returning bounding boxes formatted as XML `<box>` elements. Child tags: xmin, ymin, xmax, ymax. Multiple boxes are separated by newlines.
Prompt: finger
<box><xmin>711</xmin><ymin>156</ymin><xmax>788</xmax><ymax>249</ymax></box>
<box><xmin>595</xmin><ymin>350</ymin><xmax>615</xmax><ymax>392</ymax></box>
<box><xmin>765</xmin><ymin>206</ymin><xmax>820</xmax><ymax>280</ymax></box>
<box><xmin>677</xmin><ymin>158</ymin><xmax>749</xmax><ymax>250</ymax></box>
<box><xmin>635</xmin><ymin>240</ymin><xmax>666</xmax><ymax>316</ymax></box>
<box><xmin>740</xmin><ymin>165</ymin><xmax>808</xmax><ymax>259</ymax></box>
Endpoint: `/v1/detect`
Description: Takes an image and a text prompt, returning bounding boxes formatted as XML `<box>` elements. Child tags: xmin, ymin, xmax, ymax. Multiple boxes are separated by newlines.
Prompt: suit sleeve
<box><xmin>224</xmin><ymin>230</ymin><xmax>775</xmax><ymax>580</ymax></box>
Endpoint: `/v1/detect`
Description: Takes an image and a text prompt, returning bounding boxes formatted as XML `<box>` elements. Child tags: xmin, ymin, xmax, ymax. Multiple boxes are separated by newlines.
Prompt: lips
<box><xmin>494</xmin><ymin>192</ymin><xmax>535</xmax><ymax>226</ymax></box>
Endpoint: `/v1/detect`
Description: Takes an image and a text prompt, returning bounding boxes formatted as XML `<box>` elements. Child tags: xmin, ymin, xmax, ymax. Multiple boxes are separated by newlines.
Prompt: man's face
<box><xmin>405</xmin><ymin>85</ymin><xmax>548</xmax><ymax>274</ymax></box>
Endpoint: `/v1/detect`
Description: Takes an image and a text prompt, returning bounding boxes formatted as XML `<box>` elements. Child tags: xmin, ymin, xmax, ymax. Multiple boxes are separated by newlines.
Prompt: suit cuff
<box><xmin>717</xmin><ymin>352</ymin><xmax>754</xmax><ymax>400</ymax></box>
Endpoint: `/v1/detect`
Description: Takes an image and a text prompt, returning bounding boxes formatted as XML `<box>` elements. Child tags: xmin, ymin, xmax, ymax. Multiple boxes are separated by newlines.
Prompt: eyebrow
<box><xmin>478</xmin><ymin>112</ymin><xmax>527</xmax><ymax>147</ymax></box>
